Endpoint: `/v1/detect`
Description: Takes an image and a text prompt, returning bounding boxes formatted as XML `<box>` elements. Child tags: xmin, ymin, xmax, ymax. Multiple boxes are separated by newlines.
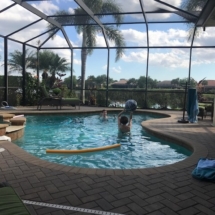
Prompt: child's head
<box><xmin>120</xmin><ymin>116</ymin><xmax>128</xmax><ymax>125</ymax></box>
<box><xmin>102</xmin><ymin>109</ymin><xmax>107</xmax><ymax>116</ymax></box>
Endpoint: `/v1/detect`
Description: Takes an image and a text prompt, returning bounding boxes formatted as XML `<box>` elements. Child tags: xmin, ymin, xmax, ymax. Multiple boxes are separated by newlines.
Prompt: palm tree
<box><xmin>48</xmin><ymin>0</ymin><xmax>125</xmax><ymax>103</ymax></box>
<box><xmin>48</xmin><ymin>53</ymin><xmax>70</xmax><ymax>87</ymax></box>
<box><xmin>183</xmin><ymin>0</ymin><xmax>207</xmax><ymax>12</ymax></box>
<box><xmin>7</xmin><ymin>49</ymin><xmax>35</xmax><ymax>74</ymax></box>
<box><xmin>5</xmin><ymin>49</ymin><xmax>38</xmax><ymax>105</ymax></box>
<box><xmin>31</xmin><ymin>50</ymin><xmax>70</xmax><ymax>88</ymax></box>
<box><xmin>182</xmin><ymin>0</ymin><xmax>208</xmax><ymax>40</ymax></box>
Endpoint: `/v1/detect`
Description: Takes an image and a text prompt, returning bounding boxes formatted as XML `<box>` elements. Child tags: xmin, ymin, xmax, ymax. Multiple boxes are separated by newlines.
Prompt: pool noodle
<box><xmin>46</xmin><ymin>143</ymin><xmax>121</xmax><ymax>154</ymax></box>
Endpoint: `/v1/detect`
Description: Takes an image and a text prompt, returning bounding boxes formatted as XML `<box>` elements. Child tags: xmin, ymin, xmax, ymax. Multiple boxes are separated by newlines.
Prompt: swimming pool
<box><xmin>14</xmin><ymin>113</ymin><xmax>192</xmax><ymax>169</ymax></box>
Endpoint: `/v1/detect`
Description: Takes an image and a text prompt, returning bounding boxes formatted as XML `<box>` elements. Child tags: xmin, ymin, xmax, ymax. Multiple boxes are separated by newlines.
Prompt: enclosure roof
<box><xmin>0</xmin><ymin>0</ymin><xmax>214</xmax><ymax>49</ymax></box>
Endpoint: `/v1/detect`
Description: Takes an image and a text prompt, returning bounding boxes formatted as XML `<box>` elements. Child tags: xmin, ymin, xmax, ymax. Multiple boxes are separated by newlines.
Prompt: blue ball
<box><xmin>125</xmin><ymin>100</ymin><xmax>137</xmax><ymax>111</ymax></box>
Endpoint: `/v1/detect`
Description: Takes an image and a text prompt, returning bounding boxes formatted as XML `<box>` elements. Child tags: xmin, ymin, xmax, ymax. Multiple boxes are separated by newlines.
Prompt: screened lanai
<box><xmin>0</xmin><ymin>0</ymin><xmax>215</xmax><ymax>109</ymax></box>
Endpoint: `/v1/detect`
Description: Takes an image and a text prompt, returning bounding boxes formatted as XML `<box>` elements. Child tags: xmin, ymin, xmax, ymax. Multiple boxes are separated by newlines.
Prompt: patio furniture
<box><xmin>37</xmin><ymin>86</ymin><xmax>81</xmax><ymax>110</ymax></box>
<box><xmin>200</xmin><ymin>101</ymin><xmax>214</xmax><ymax>120</ymax></box>
<box><xmin>61</xmin><ymin>98</ymin><xmax>81</xmax><ymax>109</ymax></box>
<box><xmin>205</xmin><ymin>105</ymin><xmax>214</xmax><ymax>120</ymax></box>
<box><xmin>198</xmin><ymin>107</ymin><xmax>206</xmax><ymax>120</ymax></box>
<box><xmin>0</xmin><ymin>182</ymin><xmax>30</xmax><ymax>215</ymax></box>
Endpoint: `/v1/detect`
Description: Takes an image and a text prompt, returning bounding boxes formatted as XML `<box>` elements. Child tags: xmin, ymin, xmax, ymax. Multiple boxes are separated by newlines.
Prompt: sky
<box><xmin>0</xmin><ymin>0</ymin><xmax>215</xmax><ymax>83</ymax></box>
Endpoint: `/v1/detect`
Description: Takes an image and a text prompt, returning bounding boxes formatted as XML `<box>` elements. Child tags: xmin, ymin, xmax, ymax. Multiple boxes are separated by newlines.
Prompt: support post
<box><xmin>178</xmin><ymin>82</ymin><xmax>189</xmax><ymax>123</ymax></box>
<box><xmin>212</xmin><ymin>97</ymin><xmax>215</xmax><ymax>126</ymax></box>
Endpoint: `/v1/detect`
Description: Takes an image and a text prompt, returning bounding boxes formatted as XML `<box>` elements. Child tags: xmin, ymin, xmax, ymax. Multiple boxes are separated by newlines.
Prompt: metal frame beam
<box><xmin>61</xmin><ymin>27</ymin><xmax>73</xmax><ymax>49</ymax></box>
<box><xmin>154</xmin><ymin>0</ymin><xmax>198</xmax><ymax>18</ymax></box>
<box><xmin>196</xmin><ymin>0</ymin><xmax>215</xmax><ymax>27</ymax></box>
<box><xmin>140</xmin><ymin>0</ymin><xmax>149</xmax><ymax>108</ymax></box>
<box><xmin>61</xmin><ymin>21</ymin><xmax>190</xmax><ymax>26</ymax></box>
<box><xmin>6</xmin><ymin>18</ymin><xmax>42</xmax><ymax>37</ymax></box>
<box><xmin>39</xmin><ymin>29</ymin><xmax>59</xmax><ymax>48</ymax></box>
<box><xmin>24</xmin><ymin>27</ymin><xmax>57</xmax><ymax>43</ymax></box>
<box><xmin>12</xmin><ymin>0</ymin><xmax>73</xmax><ymax>49</ymax></box>
<box><xmin>4</xmin><ymin>38</ymin><xmax>8</xmax><ymax>102</ymax></box>
<box><xmin>12</xmin><ymin>0</ymin><xmax>61</xmax><ymax>28</ymax></box>
<box><xmin>22</xmin><ymin>44</ymin><xmax>26</xmax><ymax>105</ymax></box>
<box><xmin>39</xmin><ymin>46</ymin><xmax>215</xmax><ymax>49</ymax></box>
<box><xmin>0</xmin><ymin>3</ymin><xmax>17</xmax><ymax>13</ymax></box>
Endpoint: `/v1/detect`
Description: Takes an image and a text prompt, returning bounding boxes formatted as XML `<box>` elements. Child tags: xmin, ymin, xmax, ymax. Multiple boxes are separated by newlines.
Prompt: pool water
<box><xmin>14</xmin><ymin>113</ymin><xmax>192</xmax><ymax>169</ymax></box>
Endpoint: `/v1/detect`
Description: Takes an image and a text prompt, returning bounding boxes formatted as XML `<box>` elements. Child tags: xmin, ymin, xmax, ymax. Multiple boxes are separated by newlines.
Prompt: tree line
<box><xmin>63</xmin><ymin>75</ymin><xmax>208</xmax><ymax>90</ymax></box>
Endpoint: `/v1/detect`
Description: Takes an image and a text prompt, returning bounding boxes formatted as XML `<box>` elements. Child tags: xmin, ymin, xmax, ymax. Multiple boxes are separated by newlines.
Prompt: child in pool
<box><xmin>118</xmin><ymin>109</ymin><xmax>133</xmax><ymax>133</ymax></box>
<box><xmin>100</xmin><ymin>109</ymin><xmax>108</xmax><ymax>120</ymax></box>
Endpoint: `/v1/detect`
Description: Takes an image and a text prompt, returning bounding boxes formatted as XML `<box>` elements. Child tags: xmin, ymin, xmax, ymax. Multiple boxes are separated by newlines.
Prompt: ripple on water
<box><xmin>14</xmin><ymin>114</ymin><xmax>192</xmax><ymax>169</ymax></box>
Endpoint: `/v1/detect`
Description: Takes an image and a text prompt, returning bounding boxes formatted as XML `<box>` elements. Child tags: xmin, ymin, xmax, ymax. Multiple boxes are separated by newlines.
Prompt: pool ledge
<box><xmin>0</xmin><ymin>111</ymin><xmax>208</xmax><ymax>176</ymax></box>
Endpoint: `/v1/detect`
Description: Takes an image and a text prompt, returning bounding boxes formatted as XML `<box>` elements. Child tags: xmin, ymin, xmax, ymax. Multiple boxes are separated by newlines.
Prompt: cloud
<box><xmin>0</xmin><ymin>5</ymin><xmax>39</xmax><ymax>36</ymax></box>
<box><xmin>73</xmin><ymin>58</ymin><xmax>81</xmax><ymax>65</ymax></box>
<box><xmin>31</xmin><ymin>1</ymin><xmax>59</xmax><ymax>14</ymax></box>
<box><xmin>124</xmin><ymin>49</ymin><xmax>188</xmax><ymax>68</ymax></box>
<box><xmin>121</xmin><ymin>29</ymin><xmax>147</xmax><ymax>46</ymax></box>
<box><xmin>118</xmin><ymin>0</ymin><xmax>183</xmax><ymax>21</ymax></box>
<box><xmin>121</xmin><ymin>28</ymin><xmax>190</xmax><ymax>47</ymax></box>
<box><xmin>102</xmin><ymin>65</ymin><xmax>107</xmax><ymax>70</ymax></box>
<box><xmin>68</xmin><ymin>8</ymin><xmax>75</xmax><ymax>14</ymax></box>
<box><xmin>111</xmin><ymin>66</ymin><xmax>121</xmax><ymax>74</ymax></box>
<box><xmin>122</xmin><ymin>47</ymin><xmax>215</xmax><ymax>69</ymax></box>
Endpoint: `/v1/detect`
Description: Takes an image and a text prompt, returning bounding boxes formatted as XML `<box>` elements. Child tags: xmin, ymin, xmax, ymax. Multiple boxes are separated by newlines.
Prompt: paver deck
<box><xmin>0</xmin><ymin>106</ymin><xmax>215</xmax><ymax>215</ymax></box>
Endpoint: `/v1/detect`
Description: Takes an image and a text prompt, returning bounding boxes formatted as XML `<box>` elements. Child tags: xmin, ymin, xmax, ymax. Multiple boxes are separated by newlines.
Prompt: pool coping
<box><xmin>0</xmin><ymin>109</ymin><xmax>208</xmax><ymax>176</ymax></box>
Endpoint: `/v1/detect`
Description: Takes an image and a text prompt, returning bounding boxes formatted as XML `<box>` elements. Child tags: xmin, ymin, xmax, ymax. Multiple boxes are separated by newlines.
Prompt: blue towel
<box><xmin>192</xmin><ymin>158</ymin><xmax>215</xmax><ymax>181</ymax></box>
<box><xmin>197</xmin><ymin>158</ymin><xmax>215</xmax><ymax>168</ymax></box>
<box><xmin>187</xmin><ymin>88</ymin><xmax>199</xmax><ymax>123</ymax></box>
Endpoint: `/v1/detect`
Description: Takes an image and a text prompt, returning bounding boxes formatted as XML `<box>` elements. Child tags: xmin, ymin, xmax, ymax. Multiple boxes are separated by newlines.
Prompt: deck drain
<box><xmin>23</xmin><ymin>200</ymin><xmax>124</xmax><ymax>215</ymax></box>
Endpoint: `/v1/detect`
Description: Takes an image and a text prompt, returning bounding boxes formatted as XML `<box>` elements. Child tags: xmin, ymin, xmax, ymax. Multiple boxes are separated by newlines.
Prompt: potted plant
<box><xmin>52</xmin><ymin>88</ymin><xmax>61</xmax><ymax>96</ymax></box>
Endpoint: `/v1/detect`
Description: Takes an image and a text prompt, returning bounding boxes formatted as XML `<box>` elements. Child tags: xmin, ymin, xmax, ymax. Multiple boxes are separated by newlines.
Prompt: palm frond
<box><xmin>47</xmin><ymin>10</ymin><xmax>74</xmax><ymax>39</ymax></box>
<box><xmin>181</xmin><ymin>0</ymin><xmax>208</xmax><ymax>41</ymax></box>
<box><xmin>182</xmin><ymin>0</ymin><xmax>207</xmax><ymax>12</ymax></box>
<box><xmin>84</xmin><ymin>25</ymin><xmax>97</xmax><ymax>55</ymax></box>
<box><xmin>104</xmin><ymin>26</ymin><xmax>125</xmax><ymax>61</ymax></box>
<box><xmin>7</xmin><ymin>49</ymin><xmax>36</xmax><ymax>74</ymax></box>
<box><xmin>99</xmin><ymin>0</ymin><xmax>123</xmax><ymax>26</ymax></box>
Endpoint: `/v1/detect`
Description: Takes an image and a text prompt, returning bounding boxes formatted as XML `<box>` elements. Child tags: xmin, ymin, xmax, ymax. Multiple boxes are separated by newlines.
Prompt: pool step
<box><xmin>0</xmin><ymin>124</ymin><xmax>9</xmax><ymax>136</ymax></box>
<box><xmin>0</xmin><ymin>113</ymin><xmax>15</xmax><ymax>122</ymax></box>
<box><xmin>6</xmin><ymin>125</ymin><xmax>25</xmax><ymax>141</ymax></box>
<box><xmin>0</xmin><ymin>114</ymin><xmax>26</xmax><ymax>141</ymax></box>
<box><xmin>10</xmin><ymin>117</ymin><xmax>26</xmax><ymax>126</ymax></box>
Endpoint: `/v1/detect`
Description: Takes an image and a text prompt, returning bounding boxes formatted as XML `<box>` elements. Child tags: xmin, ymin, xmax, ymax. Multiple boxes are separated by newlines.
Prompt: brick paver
<box><xmin>0</xmin><ymin>107</ymin><xmax>215</xmax><ymax>215</ymax></box>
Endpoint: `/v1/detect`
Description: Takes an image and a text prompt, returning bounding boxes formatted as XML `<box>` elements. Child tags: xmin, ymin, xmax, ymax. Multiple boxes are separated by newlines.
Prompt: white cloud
<box><xmin>31</xmin><ymin>1</ymin><xmax>59</xmax><ymax>14</ymax></box>
<box><xmin>121</xmin><ymin>28</ymin><xmax>190</xmax><ymax>47</ymax></box>
<box><xmin>102</xmin><ymin>65</ymin><xmax>107</xmax><ymax>70</ymax></box>
<box><xmin>68</xmin><ymin>8</ymin><xmax>75</xmax><ymax>14</ymax></box>
<box><xmin>73</xmin><ymin>58</ymin><xmax>81</xmax><ymax>65</ymax></box>
<box><xmin>122</xmin><ymin>51</ymin><xmax>147</xmax><ymax>63</ymax></box>
<box><xmin>112</xmin><ymin>66</ymin><xmax>121</xmax><ymax>74</ymax></box>
<box><xmin>122</xmin><ymin>47</ymin><xmax>215</xmax><ymax>70</ymax></box>
<box><xmin>0</xmin><ymin>5</ymin><xmax>39</xmax><ymax>36</ymax></box>
<box><xmin>116</xmin><ymin>0</ymin><xmax>183</xmax><ymax>21</ymax></box>
<box><xmin>121</xmin><ymin>29</ymin><xmax>147</xmax><ymax>46</ymax></box>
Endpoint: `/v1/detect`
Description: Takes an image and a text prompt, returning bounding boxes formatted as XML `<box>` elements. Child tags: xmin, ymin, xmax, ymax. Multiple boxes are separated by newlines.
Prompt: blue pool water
<box><xmin>14</xmin><ymin>113</ymin><xmax>192</xmax><ymax>169</ymax></box>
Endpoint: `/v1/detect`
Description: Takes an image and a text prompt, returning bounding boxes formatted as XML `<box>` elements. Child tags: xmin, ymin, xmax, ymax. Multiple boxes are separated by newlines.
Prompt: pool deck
<box><xmin>0</xmin><ymin>106</ymin><xmax>215</xmax><ymax>215</ymax></box>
